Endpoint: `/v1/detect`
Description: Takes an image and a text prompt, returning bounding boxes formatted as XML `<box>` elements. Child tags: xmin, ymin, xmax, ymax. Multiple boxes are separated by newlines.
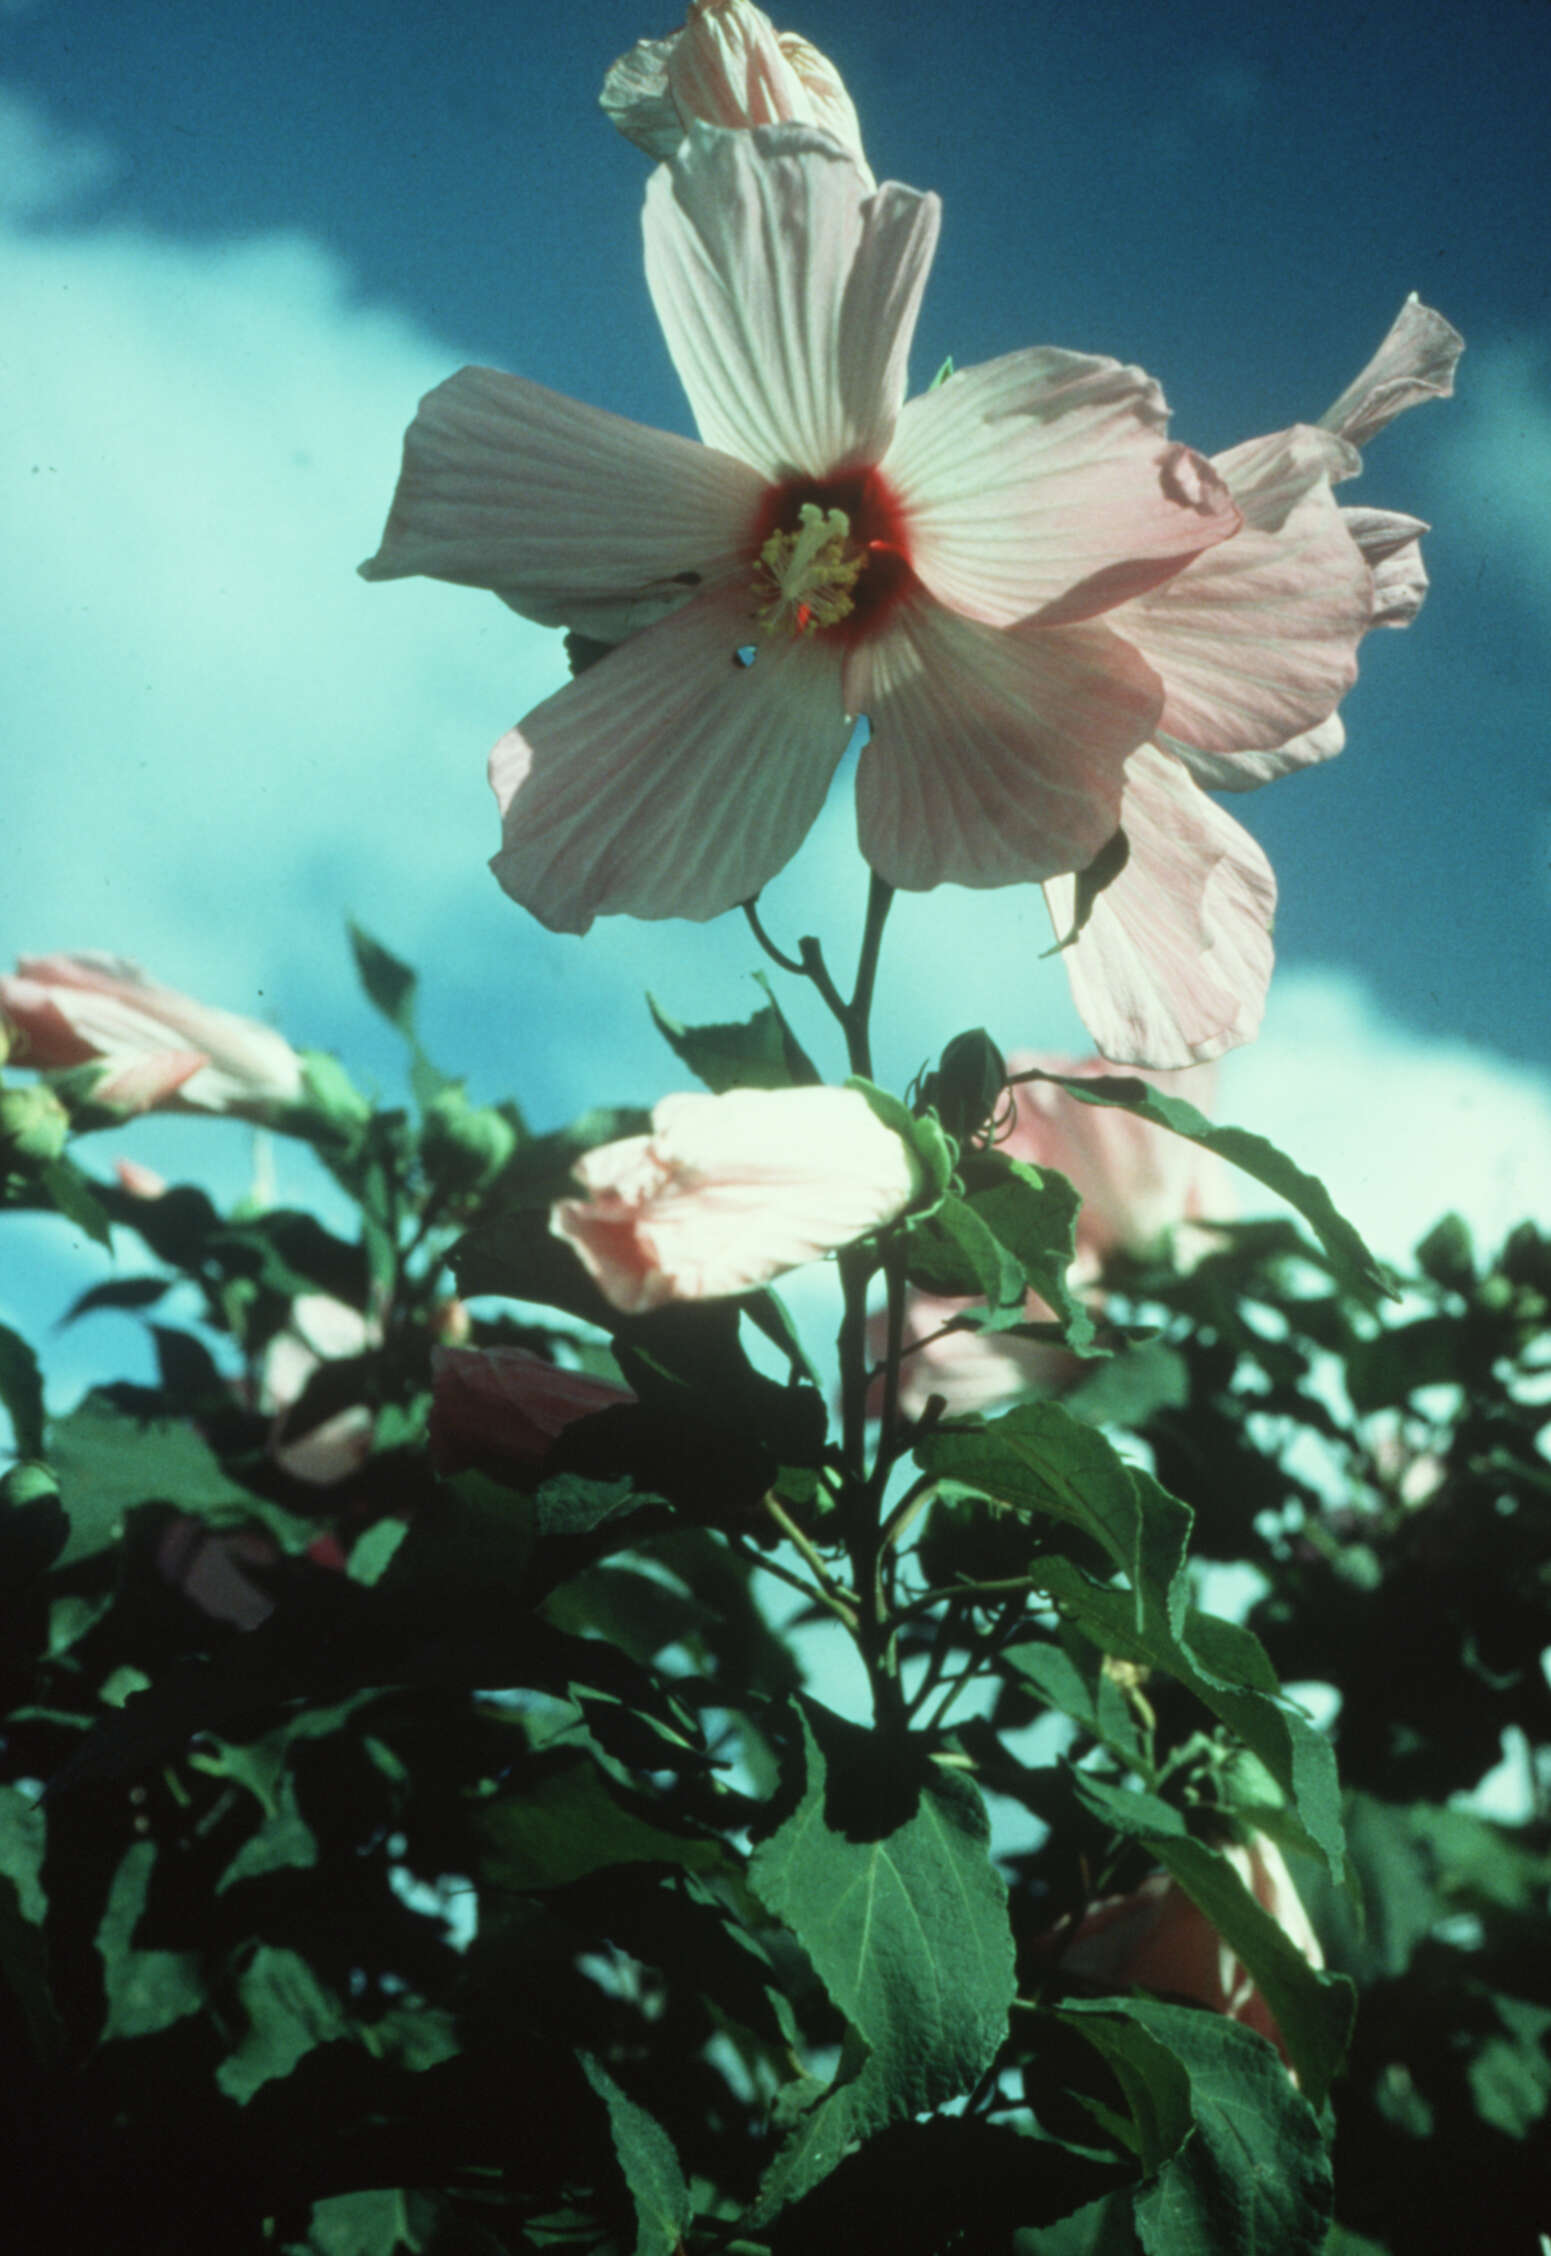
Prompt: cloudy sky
<box><xmin>3</xmin><ymin>0</ymin><xmax>1550</xmax><ymax>1388</ymax></box>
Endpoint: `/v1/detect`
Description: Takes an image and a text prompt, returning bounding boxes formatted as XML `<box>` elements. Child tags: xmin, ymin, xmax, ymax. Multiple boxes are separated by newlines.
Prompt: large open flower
<box><xmin>1045</xmin><ymin>296</ymin><xmax>1463</xmax><ymax>1067</ymax></box>
<box><xmin>362</xmin><ymin>123</ymin><xmax>1271</xmax><ymax>937</ymax></box>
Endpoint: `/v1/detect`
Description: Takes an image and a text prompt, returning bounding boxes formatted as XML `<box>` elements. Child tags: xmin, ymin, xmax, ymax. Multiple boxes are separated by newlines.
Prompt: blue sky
<box><xmin>3</xmin><ymin>0</ymin><xmax>1550</xmax><ymax>1384</ymax></box>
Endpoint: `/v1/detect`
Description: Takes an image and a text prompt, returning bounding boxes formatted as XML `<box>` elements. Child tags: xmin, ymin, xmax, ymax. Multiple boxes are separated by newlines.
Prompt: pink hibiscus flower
<box><xmin>0</xmin><ymin>952</ymin><xmax>304</xmax><ymax>1119</ymax></box>
<box><xmin>361</xmin><ymin>123</ymin><xmax>1274</xmax><ymax>939</ymax></box>
<box><xmin>1045</xmin><ymin>295</ymin><xmax>1463</xmax><ymax>1067</ymax></box>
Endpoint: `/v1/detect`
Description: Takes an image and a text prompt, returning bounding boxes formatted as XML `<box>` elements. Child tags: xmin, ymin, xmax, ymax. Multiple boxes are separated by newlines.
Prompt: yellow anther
<box><xmin>753</xmin><ymin>503</ymin><xmax>867</xmax><ymax>636</ymax></box>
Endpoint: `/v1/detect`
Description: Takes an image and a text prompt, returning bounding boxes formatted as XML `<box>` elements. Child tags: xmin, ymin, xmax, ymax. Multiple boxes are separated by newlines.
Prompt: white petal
<box><xmin>1115</xmin><ymin>472</ymin><xmax>1371</xmax><ymax>755</ymax></box>
<box><xmin>883</xmin><ymin>348</ymin><xmax>1241</xmax><ymax>629</ymax></box>
<box><xmin>599</xmin><ymin>34</ymin><xmax>685</xmax><ymax>161</ymax></box>
<box><xmin>1319</xmin><ymin>294</ymin><xmax>1465</xmax><ymax>451</ymax></box>
<box><xmin>358</xmin><ymin>364</ymin><xmax>763</xmax><ymax>625</ymax></box>
<box><xmin>1165</xmin><ymin>713</ymin><xmax>1345</xmax><ymax>794</ymax></box>
<box><xmin>1342</xmin><ymin>506</ymin><xmax>1430</xmax><ymax>628</ymax></box>
<box><xmin>854</xmin><ymin>600</ymin><xmax>1161</xmax><ymax>890</ymax></box>
<box><xmin>1045</xmin><ymin>744</ymin><xmax>1276</xmax><ymax>1068</ymax></box>
<box><xmin>488</xmin><ymin>586</ymin><xmax>852</xmax><ymax>932</ymax></box>
<box><xmin>644</xmin><ymin>122</ymin><xmax>938</xmax><ymax>478</ymax></box>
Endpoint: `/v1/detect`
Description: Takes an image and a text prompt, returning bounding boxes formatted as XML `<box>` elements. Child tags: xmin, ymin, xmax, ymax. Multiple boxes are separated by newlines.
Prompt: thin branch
<box><xmin>741</xmin><ymin>895</ymin><xmax>805</xmax><ymax>977</ymax></box>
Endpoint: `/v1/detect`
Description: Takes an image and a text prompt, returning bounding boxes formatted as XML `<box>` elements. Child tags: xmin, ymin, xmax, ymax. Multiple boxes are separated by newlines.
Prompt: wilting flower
<box><xmin>362</xmin><ymin>124</ymin><xmax>1280</xmax><ymax>941</ymax></box>
<box><xmin>0</xmin><ymin>953</ymin><xmax>304</xmax><ymax>1119</ymax></box>
<box><xmin>262</xmin><ymin>1293</ymin><xmax>376</xmax><ymax>1487</ymax></box>
<box><xmin>1056</xmin><ymin>1832</ymin><xmax>1324</xmax><ymax>2067</ymax></box>
<box><xmin>602</xmin><ymin>0</ymin><xmax>872</xmax><ymax>185</ymax></box>
<box><xmin>552</xmin><ymin>1085</ymin><xmax>917</xmax><ymax>1312</ymax></box>
<box><xmin>887</xmin><ymin>1054</ymin><xmax>1227</xmax><ymax>1416</ymax></box>
<box><xmin>430</xmin><ymin>1344</ymin><xmax>636</xmax><ymax>1473</ymax></box>
<box><xmin>1046</xmin><ymin>295</ymin><xmax>1463</xmax><ymax>1067</ymax></box>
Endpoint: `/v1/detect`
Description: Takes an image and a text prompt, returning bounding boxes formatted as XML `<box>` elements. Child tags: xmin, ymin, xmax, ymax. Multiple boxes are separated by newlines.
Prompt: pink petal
<box><xmin>643</xmin><ymin>122</ymin><xmax>939</xmax><ymax>480</ymax></box>
<box><xmin>1114</xmin><ymin>440</ymin><xmax>1372</xmax><ymax>755</ymax></box>
<box><xmin>882</xmin><ymin>349</ymin><xmax>1241</xmax><ymax>630</ymax></box>
<box><xmin>358</xmin><ymin>365</ymin><xmax>764</xmax><ymax>631</ymax></box>
<box><xmin>430</xmin><ymin>1345</ymin><xmax>635</xmax><ymax>1473</ymax></box>
<box><xmin>853</xmin><ymin>600</ymin><xmax>1162</xmax><ymax>891</ymax></box>
<box><xmin>554</xmin><ymin>1086</ymin><xmax>916</xmax><ymax>1310</ymax></box>
<box><xmin>488</xmin><ymin>585</ymin><xmax>852</xmax><ymax>932</ymax></box>
<box><xmin>1044</xmin><ymin>744</ymin><xmax>1276</xmax><ymax>1067</ymax></box>
<box><xmin>1319</xmin><ymin>294</ymin><xmax>1465</xmax><ymax>450</ymax></box>
<box><xmin>1165</xmin><ymin>712</ymin><xmax>1345</xmax><ymax>794</ymax></box>
<box><xmin>8</xmin><ymin>952</ymin><xmax>302</xmax><ymax>1111</ymax></box>
<box><xmin>1207</xmin><ymin>423</ymin><xmax>1359</xmax><ymax>529</ymax></box>
<box><xmin>1342</xmin><ymin>506</ymin><xmax>1430</xmax><ymax>628</ymax></box>
<box><xmin>94</xmin><ymin>1048</ymin><xmax>209</xmax><ymax>1112</ymax></box>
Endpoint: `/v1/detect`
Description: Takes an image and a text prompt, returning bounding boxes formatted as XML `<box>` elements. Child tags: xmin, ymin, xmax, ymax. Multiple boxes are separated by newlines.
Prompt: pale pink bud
<box><xmin>0</xmin><ymin>953</ymin><xmax>304</xmax><ymax>1120</ymax></box>
<box><xmin>430</xmin><ymin>1345</ymin><xmax>636</xmax><ymax>1474</ymax></box>
<box><xmin>552</xmin><ymin>1086</ymin><xmax>916</xmax><ymax>1313</ymax></box>
<box><xmin>1058</xmin><ymin>1834</ymin><xmax>1323</xmax><ymax>2067</ymax></box>
<box><xmin>602</xmin><ymin>0</ymin><xmax>872</xmax><ymax>185</ymax></box>
<box><xmin>113</xmin><ymin>1157</ymin><xmax>169</xmax><ymax>1199</ymax></box>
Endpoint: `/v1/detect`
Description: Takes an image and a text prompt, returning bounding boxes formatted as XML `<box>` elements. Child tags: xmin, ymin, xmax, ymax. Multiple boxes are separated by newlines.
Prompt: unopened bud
<box><xmin>0</xmin><ymin>1081</ymin><xmax>71</xmax><ymax>1164</ymax></box>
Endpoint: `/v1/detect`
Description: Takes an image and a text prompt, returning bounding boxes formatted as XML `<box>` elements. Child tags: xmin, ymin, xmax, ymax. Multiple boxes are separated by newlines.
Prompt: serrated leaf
<box><xmin>647</xmin><ymin>987</ymin><xmax>819</xmax><ymax>1093</ymax></box>
<box><xmin>0</xmin><ymin>1320</ymin><xmax>46</xmax><ymax>1458</ymax></box>
<box><xmin>918</xmin><ymin>1407</ymin><xmax>1345</xmax><ymax>1876</ymax></box>
<box><xmin>47</xmin><ymin>1394</ymin><xmax>263</xmax><ymax>1564</ymax></box>
<box><xmin>1011</xmin><ymin>1070</ymin><xmax>1389</xmax><ymax>1307</ymax></box>
<box><xmin>1006</xmin><ymin>1639</ymin><xmax>1146</xmax><ymax>1770</ymax></box>
<box><xmin>1068</xmin><ymin>2001</ymin><xmax>1333</xmax><ymax>2256</ymax></box>
<box><xmin>580</xmin><ymin>2053</ymin><xmax>693</xmax><ymax>2256</ymax></box>
<box><xmin>747</xmin><ymin>1705</ymin><xmax>1016</xmax><ymax>2219</ymax></box>
<box><xmin>1066</xmin><ymin>1776</ymin><xmax>1354</xmax><ymax>2106</ymax></box>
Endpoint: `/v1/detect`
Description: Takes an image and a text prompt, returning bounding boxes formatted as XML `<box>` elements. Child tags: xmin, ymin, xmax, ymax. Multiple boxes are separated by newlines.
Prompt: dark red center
<box><xmin>748</xmin><ymin>466</ymin><xmax>917</xmax><ymax>643</ymax></box>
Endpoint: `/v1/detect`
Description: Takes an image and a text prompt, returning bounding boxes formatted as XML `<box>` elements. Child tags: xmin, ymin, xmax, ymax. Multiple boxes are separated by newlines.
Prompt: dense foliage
<box><xmin>3</xmin><ymin>929</ymin><xmax>1547</xmax><ymax>2255</ymax></box>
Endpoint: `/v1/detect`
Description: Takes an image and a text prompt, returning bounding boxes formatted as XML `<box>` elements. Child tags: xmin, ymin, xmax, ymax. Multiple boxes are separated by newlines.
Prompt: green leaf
<box><xmin>1061</xmin><ymin>1341</ymin><xmax>1190</xmax><ymax>1432</ymax></box>
<box><xmin>346</xmin><ymin>1515</ymin><xmax>409</xmax><ymax>1585</ymax></box>
<box><xmin>1005</xmin><ymin>1638</ymin><xmax>1146</xmax><ymax>1771</ymax></box>
<box><xmin>1066</xmin><ymin>2001</ymin><xmax>1332</xmax><ymax>2256</ymax></box>
<box><xmin>292</xmin><ymin>2188</ymin><xmax>422</xmax><ymax>2256</ymax></box>
<box><xmin>904</xmin><ymin>1192</ymin><xmax>1028</xmax><ymax>1313</ymax></box>
<box><xmin>747</xmin><ymin>1705</ymin><xmax>1016</xmax><ymax>2219</ymax></box>
<box><xmin>216</xmin><ymin>1944</ymin><xmax>349</xmax><ymax>2103</ymax></box>
<box><xmin>47</xmin><ymin>1393</ymin><xmax>263</xmax><ymax>1564</ymax></box>
<box><xmin>1010</xmin><ymin>1069</ymin><xmax>1389</xmax><ymax>1307</ymax></box>
<box><xmin>62</xmin><ymin>1273</ymin><xmax>173</xmax><ymax>1326</ymax></box>
<box><xmin>38</xmin><ymin>1158</ymin><xmax>113</xmax><ymax>1247</ymax></box>
<box><xmin>647</xmin><ymin>985</ymin><xmax>820</xmax><ymax>1092</ymax></box>
<box><xmin>1466</xmin><ymin>1991</ymin><xmax>1551</xmax><ymax>2138</ymax></box>
<box><xmin>476</xmin><ymin>1754</ymin><xmax>726</xmax><ymax>1892</ymax></box>
<box><xmin>580</xmin><ymin>2053</ymin><xmax>693</xmax><ymax>2256</ymax></box>
<box><xmin>346</xmin><ymin>920</ymin><xmax>448</xmax><ymax>1106</ymax></box>
<box><xmin>1066</xmin><ymin>1775</ymin><xmax>1354</xmax><ymax>2107</ymax></box>
<box><xmin>847</xmin><ymin>1075</ymin><xmax>955</xmax><ymax>1208</ymax></box>
<box><xmin>0</xmin><ymin>1320</ymin><xmax>45</xmax><ymax>1459</ymax></box>
<box><xmin>919</xmin><ymin>1406</ymin><xmax>1346</xmax><ymax>1877</ymax></box>
<box><xmin>1058</xmin><ymin>2002</ymin><xmax>1192</xmax><ymax>2175</ymax></box>
<box><xmin>96</xmin><ymin>1841</ymin><xmax>204</xmax><ymax>2040</ymax></box>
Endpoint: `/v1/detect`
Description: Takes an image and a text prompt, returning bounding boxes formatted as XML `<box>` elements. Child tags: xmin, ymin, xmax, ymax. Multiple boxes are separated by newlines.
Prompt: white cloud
<box><xmin>1219</xmin><ymin>965</ymin><xmax>1551</xmax><ymax>1265</ymax></box>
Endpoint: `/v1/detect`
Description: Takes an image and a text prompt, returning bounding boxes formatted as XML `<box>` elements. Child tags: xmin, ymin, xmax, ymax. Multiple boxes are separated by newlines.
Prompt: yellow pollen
<box><xmin>753</xmin><ymin>503</ymin><xmax>867</xmax><ymax>636</ymax></box>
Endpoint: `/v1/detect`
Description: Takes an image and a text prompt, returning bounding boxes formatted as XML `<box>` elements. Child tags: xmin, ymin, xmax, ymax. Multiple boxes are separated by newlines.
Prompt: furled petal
<box><xmin>430</xmin><ymin>1345</ymin><xmax>635</xmax><ymax>1474</ymax></box>
<box><xmin>882</xmin><ymin>349</ymin><xmax>1240</xmax><ymax>630</ymax></box>
<box><xmin>1165</xmin><ymin>713</ymin><xmax>1345</xmax><ymax>794</ymax></box>
<box><xmin>600</xmin><ymin>33</ymin><xmax>689</xmax><ymax>160</ymax></box>
<box><xmin>853</xmin><ymin>599</ymin><xmax>1162</xmax><ymax>890</ymax></box>
<box><xmin>94</xmin><ymin>1049</ymin><xmax>209</xmax><ymax>1112</ymax></box>
<box><xmin>552</xmin><ymin>1085</ymin><xmax>917</xmax><ymax>1310</ymax></box>
<box><xmin>644</xmin><ymin>122</ymin><xmax>938</xmax><ymax>479</ymax></box>
<box><xmin>1113</xmin><ymin>432</ymin><xmax>1372</xmax><ymax>754</ymax></box>
<box><xmin>488</xmin><ymin>584</ymin><xmax>852</xmax><ymax>931</ymax></box>
<box><xmin>1044</xmin><ymin>744</ymin><xmax>1276</xmax><ymax>1067</ymax></box>
<box><xmin>601</xmin><ymin>3</ymin><xmax>873</xmax><ymax>183</ymax></box>
<box><xmin>1342</xmin><ymin>505</ymin><xmax>1430</xmax><ymax>627</ymax></box>
<box><xmin>1319</xmin><ymin>293</ymin><xmax>1464</xmax><ymax>450</ymax></box>
<box><xmin>358</xmin><ymin>365</ymin><xmax>763</xmax><ymax>628</ymax></box>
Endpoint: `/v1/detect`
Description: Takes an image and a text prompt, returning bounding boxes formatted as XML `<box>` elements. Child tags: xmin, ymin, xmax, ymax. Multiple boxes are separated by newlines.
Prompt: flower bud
<box><xmin>0</xmin><ymin>1081</ymin><xmax>71</xmax><ymax>1164</ymax></box>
